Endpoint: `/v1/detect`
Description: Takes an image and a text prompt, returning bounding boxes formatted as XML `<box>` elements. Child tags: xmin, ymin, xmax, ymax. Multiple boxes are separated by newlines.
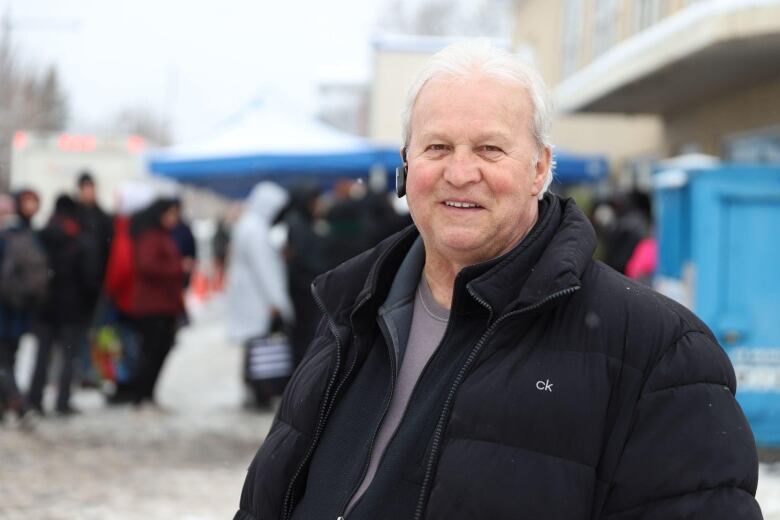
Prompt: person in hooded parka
<box><xmin>226</xmin><ymin>182</ymin><xmax>294</xmax><ymax>407</ymax></box>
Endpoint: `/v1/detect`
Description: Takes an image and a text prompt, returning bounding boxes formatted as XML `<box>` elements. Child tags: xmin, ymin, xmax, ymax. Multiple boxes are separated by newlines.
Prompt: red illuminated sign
<box><xmin>57</xmin><ymin>133</ymin><xmax>97</xmax><ymax>152</ymax></box>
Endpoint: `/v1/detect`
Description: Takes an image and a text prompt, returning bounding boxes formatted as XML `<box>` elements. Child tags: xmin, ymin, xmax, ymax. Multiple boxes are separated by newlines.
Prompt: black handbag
<box><xmin>243</xmin><ymin>317</ymin><xmax>292</xmax><ymax>399</ymax></box>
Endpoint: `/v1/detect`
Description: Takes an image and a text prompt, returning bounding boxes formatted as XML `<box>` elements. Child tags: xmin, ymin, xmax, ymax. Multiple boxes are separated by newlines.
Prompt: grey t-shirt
<box><xmin>345</xmin><ymin>276</ymin><xmax>449</xmax><ymax>514</ymax></box>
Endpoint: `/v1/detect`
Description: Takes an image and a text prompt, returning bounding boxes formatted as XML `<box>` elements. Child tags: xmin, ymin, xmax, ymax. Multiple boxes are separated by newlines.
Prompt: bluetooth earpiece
<box><xmin>396</xmin><ymin>147</ymin><xmax>408</xmax><ymax>198</ymax></box>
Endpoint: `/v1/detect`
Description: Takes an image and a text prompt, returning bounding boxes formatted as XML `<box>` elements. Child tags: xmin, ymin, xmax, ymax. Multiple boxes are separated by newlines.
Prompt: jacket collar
<box><xmin>464</xmin><ymin>194</ymin><xmax>595</xmax><ymax>317</ymax></box>
<box><xmin>312</xmin><ymin>194</ymin><xmax>596</xmax><ymax>325</ymax></box>
<box><xmin>312</xmin><ymin>225</ymin><xmax>419</xmax><ymax>327</ymax></box>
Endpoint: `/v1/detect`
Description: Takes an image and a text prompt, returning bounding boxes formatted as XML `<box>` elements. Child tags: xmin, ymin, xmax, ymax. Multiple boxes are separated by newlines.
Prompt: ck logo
<box><xmin>536</xmin><ymin>379</ymin><xmax>553</xmax><ymax>392</ymax></box>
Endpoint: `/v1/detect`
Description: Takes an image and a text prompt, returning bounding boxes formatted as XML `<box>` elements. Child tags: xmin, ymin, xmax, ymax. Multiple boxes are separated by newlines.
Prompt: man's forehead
<box><xmin>413</xmin><ymin>75</ymin><xmax>531</xmax><ymax>117</ymax></box>
<box><xmin>411</xmin><ymin>76</ymin><xmax>533</xmax><ymax>142</ymax></box>
<box><xmin>417</xmin><ymin>72</ymin><xmax>529</xmax><ymax>100</ymax></box>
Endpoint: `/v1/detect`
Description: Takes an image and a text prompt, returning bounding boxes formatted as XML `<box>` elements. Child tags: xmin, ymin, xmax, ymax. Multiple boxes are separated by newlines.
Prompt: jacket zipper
<box><xmin>284</xmin><ymin>232</ymin><xmax>414</xmax><ymax>520</ymax></box>
<box><xmin>338</xmin><ymin>279</ymin><xmax>464</xmax><ymax>518</ymax></box>
<box><xmin>412</xmin><ymin>285</ymin><xmax>581</xmax><ymax>520</ymax></box>
<box><xmin>335</xmin><ymin>317</ymin><xmax>399</xmax><ymax>517</ymax></box>
<box><xmin>281</xmin><ymin>285</ymin><xmax>363</xmax><ymax>520</ymax></box>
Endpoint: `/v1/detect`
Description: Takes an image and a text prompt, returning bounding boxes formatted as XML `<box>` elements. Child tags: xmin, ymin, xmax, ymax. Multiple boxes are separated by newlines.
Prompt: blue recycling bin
<box><xmin>653</xmin><ymin>164</ymin><xmax>780</xmax><ymax>447</ymax></box>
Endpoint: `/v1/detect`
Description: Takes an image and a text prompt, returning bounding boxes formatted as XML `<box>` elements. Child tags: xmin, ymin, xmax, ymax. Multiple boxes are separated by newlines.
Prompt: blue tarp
<box><xmin>553</xmin><ymin>151</ymin><xmax>608</xmax><ymax>185</ymax></box>
<box><xmin>148</xmin><ymin>149</ymin><xmax>402</xmax><ymax>199</ymax></box>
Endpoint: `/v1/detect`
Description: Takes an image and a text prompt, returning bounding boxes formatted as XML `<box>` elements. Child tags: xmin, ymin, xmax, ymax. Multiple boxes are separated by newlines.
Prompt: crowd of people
<box><xmin>0</xmin><ymin>172</ymin><xmax>196</xmax><ymax>427</ymax></box>
<box><xmin>0</xmin><ymin>170</ymin><xmax>412</xmax><ymax>426</ymax></box>
<box><xmin>589</xmin><ymin>189</ymin><xmax>658</xmax><ymax>284</ymax></box>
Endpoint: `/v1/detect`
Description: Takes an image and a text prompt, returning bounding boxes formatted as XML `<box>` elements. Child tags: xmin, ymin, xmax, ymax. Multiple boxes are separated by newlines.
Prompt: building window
<box><xmin>593</xmin><ymin>0</ymin><xmax>618</xmax><ymax>57</ymax></box>
<box><xmin>562</xmin><ymin>0</ymin><xmax>583</xmax><ymax>77</ymax></box>
<box><xmin>724</xmin><ymin>127</ymin><xmax>780</xmax><ymax>164</ymax></box>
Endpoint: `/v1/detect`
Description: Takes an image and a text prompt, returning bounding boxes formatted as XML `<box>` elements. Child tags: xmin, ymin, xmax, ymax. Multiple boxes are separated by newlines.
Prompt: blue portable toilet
<box><xmin>653</xmin><ymin>161</ymin><xmax>780</xmax><ymax>447</ymax></box>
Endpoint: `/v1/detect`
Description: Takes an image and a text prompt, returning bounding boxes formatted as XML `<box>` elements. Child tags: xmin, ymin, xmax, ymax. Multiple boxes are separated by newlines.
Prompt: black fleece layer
<box><xmin>235</xmin><ymin>194</ymin><xmax>761</xmax><ymax>520</ymax></box>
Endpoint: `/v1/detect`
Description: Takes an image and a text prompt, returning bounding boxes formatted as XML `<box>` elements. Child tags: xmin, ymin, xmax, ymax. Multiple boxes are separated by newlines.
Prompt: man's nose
<box><xmin>443</xmin><ymin>147</ymin><xmax>481</xmax><ymax>187</ymax></box>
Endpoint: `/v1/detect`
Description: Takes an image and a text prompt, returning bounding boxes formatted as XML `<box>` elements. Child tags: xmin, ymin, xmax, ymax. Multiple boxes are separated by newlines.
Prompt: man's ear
<box><xmin>531</xmin><ymin>146</ymin><xmax>552</xmax><ymax>196</ymax></box>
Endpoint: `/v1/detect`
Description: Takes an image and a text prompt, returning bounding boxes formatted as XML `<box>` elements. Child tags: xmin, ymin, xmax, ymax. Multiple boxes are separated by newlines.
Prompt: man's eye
<box><xmin>480</xmin><ymin>145</ymin><xmax>503</xmax><ymax>153</ymax></box>
<box><xmin>427</xmin><ymin>144</ymin><xmax>448</xmax><ymax>152</ymax></box>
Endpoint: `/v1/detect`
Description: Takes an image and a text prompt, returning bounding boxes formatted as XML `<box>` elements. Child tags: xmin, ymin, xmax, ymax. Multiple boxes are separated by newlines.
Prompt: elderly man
<box><xmin>234</xmin><ymin>41</ymin><xmax>761</xmax><ymax>520</ymax></box>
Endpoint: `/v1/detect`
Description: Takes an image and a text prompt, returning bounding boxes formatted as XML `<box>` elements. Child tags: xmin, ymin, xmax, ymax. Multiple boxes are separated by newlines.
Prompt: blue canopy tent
<box><xmin>147</xmin><ymin>100</ymin><xmax>402</xmax><ymax>199</ymax></box>
<box><xmin>148</xmin><ymin>100</ymin><xmax>608</xmax><ymax>198</ymax></box>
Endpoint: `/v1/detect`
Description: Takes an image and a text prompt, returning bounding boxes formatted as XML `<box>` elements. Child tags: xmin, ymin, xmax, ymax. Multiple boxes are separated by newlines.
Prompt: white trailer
<box><xmin>9</xmin><ymin>131</ymin><xmax>152</xmax><ymax>223</ymax></box>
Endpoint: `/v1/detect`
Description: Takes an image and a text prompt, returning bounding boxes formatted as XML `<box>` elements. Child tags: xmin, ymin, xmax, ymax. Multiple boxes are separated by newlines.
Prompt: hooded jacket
<box><xmin>227</xmin><ymin>182</ymin><xmax>293</xmax><ymax>343</ymax></box>
<box><xmin>234</xmin><ymin>195</ymin><xmax>761</xmax><ymax>520</ymax></box>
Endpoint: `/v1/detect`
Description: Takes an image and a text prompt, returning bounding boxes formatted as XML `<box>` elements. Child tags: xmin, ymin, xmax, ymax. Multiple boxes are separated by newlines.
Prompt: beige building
<box><xmin>515</xmin><ymin>0</ymin><xmax>665</xmax><ymax>186</ymax></box>
<box><xmin>523</xmin><ymin>0</ymin><xmax>780</xmax><ymax>165</ymax></box>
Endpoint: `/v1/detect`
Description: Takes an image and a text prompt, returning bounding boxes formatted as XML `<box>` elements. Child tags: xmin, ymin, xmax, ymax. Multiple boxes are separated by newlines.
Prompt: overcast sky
<box><xmin>1</xmin><ymin>0</ymin><xmax>392</xmax><ymax>142</ymax></box>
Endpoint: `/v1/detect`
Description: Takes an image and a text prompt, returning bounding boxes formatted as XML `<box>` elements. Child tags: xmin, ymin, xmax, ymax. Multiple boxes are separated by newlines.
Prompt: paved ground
<box><xmin>1</xmin><ymin>295</ymin><xmax>779</xmax><ymax>519</ymax></box>
<box><xmin>1</xmin><ymin>297</ymin><xmax>274</xmax><ymax>520</ymax></box>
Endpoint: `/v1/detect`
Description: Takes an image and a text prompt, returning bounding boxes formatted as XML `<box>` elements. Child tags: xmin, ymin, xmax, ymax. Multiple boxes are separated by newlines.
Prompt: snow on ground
<box><xmin>759</xmin><ymin>462</ymin><xmax>780</xmax><ymax>518</ymax></box>
<box><xmin>2</xmin><ymin>295</ymin><xmax>274</xmax><ymax>520</ymax></box>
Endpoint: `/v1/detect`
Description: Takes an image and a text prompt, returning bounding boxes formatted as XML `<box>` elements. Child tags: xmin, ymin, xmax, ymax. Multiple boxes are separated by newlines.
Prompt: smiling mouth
<box><xmin>443</xmin><ymin>201</ymin><xmax>482</xmax><ymax>209</ymax></box>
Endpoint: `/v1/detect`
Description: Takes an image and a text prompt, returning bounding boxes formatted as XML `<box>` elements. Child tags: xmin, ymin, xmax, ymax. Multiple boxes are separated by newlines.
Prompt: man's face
<box><xmin>79</xmin><ymin>182</ymin><xmax>96</xmax><ymax>206</ymax></box>
<box><xmin>405</xmin><ymin>74</ymin><xmax>551</xmax><ymax>268</ymax></box>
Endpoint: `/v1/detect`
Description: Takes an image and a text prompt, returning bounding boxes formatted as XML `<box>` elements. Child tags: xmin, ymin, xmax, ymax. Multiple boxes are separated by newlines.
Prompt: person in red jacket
<box><xmin>128</xmin><ymin>198</ymin><xmax>184</xmax><ymax>407</ymax></box>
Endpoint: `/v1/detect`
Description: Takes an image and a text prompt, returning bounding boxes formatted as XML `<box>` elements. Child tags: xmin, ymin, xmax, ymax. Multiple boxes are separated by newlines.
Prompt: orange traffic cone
<box><xmin>190</xmin><ymin>268</ymin><xmax>210</xmax><ymax>302</ymax></box>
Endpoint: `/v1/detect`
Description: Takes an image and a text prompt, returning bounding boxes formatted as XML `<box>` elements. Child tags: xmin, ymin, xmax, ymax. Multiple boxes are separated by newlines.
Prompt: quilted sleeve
<box><xmin>600</xmin><ymin>330</ymin><xmax>763</xmax><ymax>519</ymax></box>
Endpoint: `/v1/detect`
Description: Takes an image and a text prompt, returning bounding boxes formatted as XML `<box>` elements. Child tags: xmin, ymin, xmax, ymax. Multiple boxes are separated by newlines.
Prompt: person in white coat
<box><xmin>226</xmin><ymin>182</ymin><xmax>294</xmax><ymax>406</ymax></box>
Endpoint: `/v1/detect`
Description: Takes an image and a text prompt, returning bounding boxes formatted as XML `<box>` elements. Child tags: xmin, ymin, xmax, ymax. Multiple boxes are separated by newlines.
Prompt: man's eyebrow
<box><xmin>415</xmin><ymin>130</ymin><xmax>514</xmax><ymax>143</ymax></box>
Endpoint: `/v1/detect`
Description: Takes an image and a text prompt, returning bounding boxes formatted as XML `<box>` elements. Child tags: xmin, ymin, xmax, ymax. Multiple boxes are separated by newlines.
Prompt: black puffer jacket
<box><xmin>235</xmin><ymin>195</ymin><xmax>761</xmax><ymax>520</ymax></box>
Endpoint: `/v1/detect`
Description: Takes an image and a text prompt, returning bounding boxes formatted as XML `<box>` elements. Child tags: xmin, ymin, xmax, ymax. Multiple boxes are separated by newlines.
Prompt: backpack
<box><xmin>0</xmin><ymin>229</ymin><xmax>50</xmax><ymax>309</ymax></box>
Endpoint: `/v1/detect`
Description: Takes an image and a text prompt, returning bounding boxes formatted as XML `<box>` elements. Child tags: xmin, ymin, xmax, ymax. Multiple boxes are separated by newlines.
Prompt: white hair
<box><xmin>401</xmin><ymin>39</ymin><xmax>555</xmax><ymax>198</ymax></box>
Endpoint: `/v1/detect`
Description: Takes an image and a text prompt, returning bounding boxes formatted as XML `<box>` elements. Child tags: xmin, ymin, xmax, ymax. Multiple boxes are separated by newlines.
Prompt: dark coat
<box><xmin>0</xmin><ymin>222</ymin><xmax>38</xmax><ymax>339</ymax></box>
<box><xmin>234</xmin><ymin>195</ymin><xmax>761</xmax><ymax>520</ymax></box>
<box><xmin>38</xmin><ymin>215</ymin><xmax>100</xmax><ymax>324</ymax></box>
<box><xmin>77</xmin><ymin>202</ymin><xmax>113</xmax><ymax>307</ymax></box>
<box><xmin>131</xmin><ymin>228</ymin><xmax>183</xmax><ymax>317</ymax></box>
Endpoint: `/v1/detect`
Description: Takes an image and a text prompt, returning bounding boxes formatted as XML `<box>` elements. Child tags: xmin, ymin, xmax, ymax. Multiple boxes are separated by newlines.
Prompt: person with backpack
<box><xmin>0</xmin><ymin>188</ymin><xmax>47</xmax><ymax>425</ymax></box>
<box><xmin>26</xmin><ymin>194</ymin><xmax>101</xmax><ymax>416</ymax></box>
